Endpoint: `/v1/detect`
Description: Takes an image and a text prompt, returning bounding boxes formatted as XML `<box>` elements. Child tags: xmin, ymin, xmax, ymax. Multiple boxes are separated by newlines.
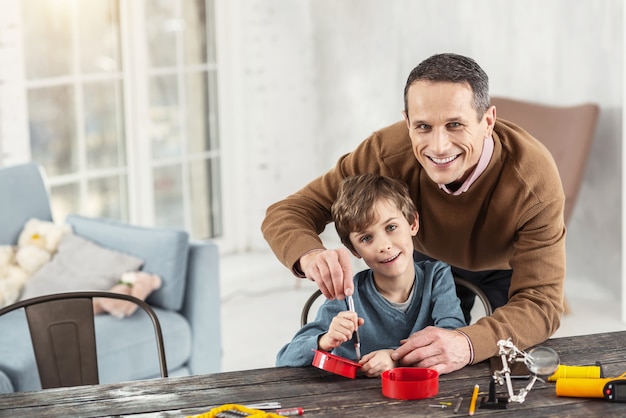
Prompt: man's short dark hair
<box><xmin>404</xmin><ymin>53</ymin><xmax>490</xmax><ymax>119</ymax></box>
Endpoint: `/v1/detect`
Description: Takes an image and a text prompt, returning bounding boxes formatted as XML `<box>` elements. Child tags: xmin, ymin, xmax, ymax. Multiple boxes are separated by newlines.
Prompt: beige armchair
<box><xmin>491</xmin><ymin>97</ymin><xmax>600</xmax><ymax>314</ymax></box>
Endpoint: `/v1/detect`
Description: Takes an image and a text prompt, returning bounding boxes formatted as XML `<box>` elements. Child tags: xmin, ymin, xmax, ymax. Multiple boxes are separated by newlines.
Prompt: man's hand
<box><xmin>318</xmin><ymin>311</ymin><xmax>363</xmax><ymax>352</ymax></box>
<box><xmin>391</xmin><ymin>326</ymin><xmax>471</xmax><ymax>375</ymax></box>
<box><xmin>359</xmin><ymin>349</ymin><xmax>396</xmax><ymax>377</ymax></box>
<box><xmin>300</xmin><ymin>248</ymin><xmax>353</xmax><ymax>299</ymax></box>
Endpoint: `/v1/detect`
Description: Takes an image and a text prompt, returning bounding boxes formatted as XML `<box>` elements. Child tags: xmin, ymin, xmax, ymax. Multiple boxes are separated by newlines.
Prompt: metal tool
<box><xmin>346</xmin><ymin>295</ymin><xmax>361</xmax><ymax>360</ymax></box>
<box><xmin>491</xmin><ymin>338</ymin><xmax>560</xmax><ymax>404</ymax></box>
<box><xmin>453</xmin><ymin>397</ymin><xmax>463</xmax><ymax>413</ymax></box>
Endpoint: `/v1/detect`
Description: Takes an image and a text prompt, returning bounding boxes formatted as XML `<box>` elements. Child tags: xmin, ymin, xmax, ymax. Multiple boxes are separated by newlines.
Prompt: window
<box><xmin>19</xmin><ymin>0</ymin><xmax>222</xmax><ymax>239</ymax></box>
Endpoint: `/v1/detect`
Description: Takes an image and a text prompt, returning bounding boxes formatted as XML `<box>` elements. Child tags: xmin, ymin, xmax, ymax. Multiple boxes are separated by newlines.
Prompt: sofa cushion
<box><xmin>96</xmin><ymin>308</ymin><xmax>191</xmax><ymax>383</ymax></box>
<box><xmin>65</xmin><ymin>215</ymin><xmax>189</xmax><ymax>311</ymax></box>
<box><xmin>0</xmin><ymin>309</ymin><xmax>41</xmax><ymax>392</ymax></box>
<box><xmin>20</xmin><ymin>233</ymin><xmax>144</xmax><ymax>300</ymax></box>
<box><xmin>0</xmin><ymin>163</ymin><xmax>53</xmax><ymax>246</ymax></box>
<box><xmin>0</xmin><ymin>307</ymin><xmax>191</xmax><ymax>392</ymax></box>
<box><xmin>0</xmin><ymin>369</ymin><xmax>13</xmax><ymax>394</ymax></box>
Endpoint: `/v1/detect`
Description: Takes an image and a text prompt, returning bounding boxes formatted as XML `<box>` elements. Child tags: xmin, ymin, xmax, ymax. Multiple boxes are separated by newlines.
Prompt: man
<box><xmin>262</xmin><ymin>53</ymin><xmax>565</xmax><ymax>374</ymax></box>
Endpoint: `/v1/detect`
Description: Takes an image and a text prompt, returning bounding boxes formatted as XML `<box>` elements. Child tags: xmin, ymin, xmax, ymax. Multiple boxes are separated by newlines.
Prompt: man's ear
<box><xmin>484</xmin><ymin>105</ymin><xmax>496</xmax><ymax>137</ymax></box>
<box><xmin>402</xmin><ymin>110</ymin><xmax>410</xmax><ymax>129</ymax></box>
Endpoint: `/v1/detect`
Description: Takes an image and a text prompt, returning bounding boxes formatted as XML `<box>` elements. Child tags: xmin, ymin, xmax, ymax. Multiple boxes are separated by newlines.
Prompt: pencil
<box><xmin>469</xmin><ymin>384</ymin><xmax>479</xmax><ymax>416</ymax></box>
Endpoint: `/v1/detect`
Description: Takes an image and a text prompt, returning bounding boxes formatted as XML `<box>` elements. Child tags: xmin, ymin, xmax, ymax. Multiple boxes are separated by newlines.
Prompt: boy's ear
<box><xmin>410</xmin><ymin>212</ymin><xmax>419</xmax><ymax>236</ymax></box>
<box><xmin>345</xmin><ymin>238</ymin><xmax>361</xmax><ymax>258</ymax></box>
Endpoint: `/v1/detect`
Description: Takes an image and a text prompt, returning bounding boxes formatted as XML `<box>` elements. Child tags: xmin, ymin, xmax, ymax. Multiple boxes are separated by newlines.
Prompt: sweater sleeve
<box><xmin>275</xmin><ymin>298</ymin><xmax>346</xmax><ymax>367</ymax></box>
<box><xmin>275</xmin><ymin>330</ymin><xmax>323</xmax><ymax>367</ymax></box>
<box><xmin>460</xmin><ymin>196</ymin><xmax>566</xmax><ymax>364</ymax></box>
<box><xmin>428</xmin><ymin>262</ymin><xmax>467</xmax><ymax>329</ymax></box>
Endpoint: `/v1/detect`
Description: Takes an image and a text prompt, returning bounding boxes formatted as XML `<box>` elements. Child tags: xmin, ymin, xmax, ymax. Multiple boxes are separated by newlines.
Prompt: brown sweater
<box><xmin>262</xmin><ymin>118</ymin><xmax>565</xmax><ymax>363</ymax></box>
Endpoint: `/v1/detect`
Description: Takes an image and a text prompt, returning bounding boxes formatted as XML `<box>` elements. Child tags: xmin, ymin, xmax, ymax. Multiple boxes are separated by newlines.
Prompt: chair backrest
<box><xmin>0</xmin><ymin>162</ymin><xmax>53</xmax><ymax>245</ymax></box>
<box><xmin>300</xmin><ymin>277</ymin><xmax>493</xmax><ymax>327</ymax></box>
<box><xmin>453</xmin><ymin>277</ymin><xmax>493</xmax><ymax>319</ymax></box>
<box><xmin>491</xmin><ymin>97</ymin><xmax>599</xmax><ymax>225</ymax></box>
<box><xmin>300</xmin><ymin>289</ymin><xmax>323</xmax><ymax>327</ymax></box>
<box><xmin>0</xmin><ymin>291</ymin><xmax>167</xmax><ymax>389</ymax></box>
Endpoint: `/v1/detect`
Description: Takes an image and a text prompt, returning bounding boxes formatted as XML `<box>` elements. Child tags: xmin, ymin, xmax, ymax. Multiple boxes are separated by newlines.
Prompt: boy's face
<box><xmin>349</xmin><ymin>198</ymin><xmax>418</xmax><ymax>284</ymax></box>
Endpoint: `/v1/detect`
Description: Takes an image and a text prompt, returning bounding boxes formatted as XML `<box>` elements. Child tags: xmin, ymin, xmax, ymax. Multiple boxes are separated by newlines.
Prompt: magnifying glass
<box><xmin>525</xmin><ymin>346</ymin><xmax>560</xmax><ymax>377</ymax></box>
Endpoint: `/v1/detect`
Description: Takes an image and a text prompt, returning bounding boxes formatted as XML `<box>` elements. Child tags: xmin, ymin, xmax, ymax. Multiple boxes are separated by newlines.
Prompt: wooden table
<box><xmin>0</xmin><ymin>331</ymin><xmax>624</xmax><ymax>417</ymax></box>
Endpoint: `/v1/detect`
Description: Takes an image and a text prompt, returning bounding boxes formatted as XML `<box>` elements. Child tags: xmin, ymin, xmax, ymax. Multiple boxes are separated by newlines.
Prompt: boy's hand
<box><xmin>318</xmin><ymin>311</ymin><xmax>363</xmax><ymax>351</ymax></box>
<box><xmin>359</xmin><ymin>349</ymin><xmax>397</xmax><ymax>377</ymax></box>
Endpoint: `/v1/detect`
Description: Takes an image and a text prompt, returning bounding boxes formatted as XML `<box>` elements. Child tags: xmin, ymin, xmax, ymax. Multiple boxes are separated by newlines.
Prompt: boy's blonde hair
<box><xmin>332</xmin><ymin>173</ymin><xmax>417</xmax><ymax>254</ymax></box>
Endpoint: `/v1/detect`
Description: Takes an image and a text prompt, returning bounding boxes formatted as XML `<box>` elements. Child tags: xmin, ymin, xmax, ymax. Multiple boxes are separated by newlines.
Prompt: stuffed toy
<box><xmin>93</xmin><ymin>271</ymin><xmax>162</xmax><ymax>318</ymax></box>
<box><xmin>17</xmin><ymin>218</ymin><xmax>72</xmax><ymax>273</ymax></box>
<box><xmin>0</xmin><ymin>218</ymin><xmax>70</xmax><ymax>308</ymax></box>
<box><xmin>0</xmin><ymin>246</ymin><xmax>28</xmax><ymax>308</ymax></box>
<box><xmin>18</xmin><ymin>218</ymin><xmax>70</xmax><ymax>252</ymax></box>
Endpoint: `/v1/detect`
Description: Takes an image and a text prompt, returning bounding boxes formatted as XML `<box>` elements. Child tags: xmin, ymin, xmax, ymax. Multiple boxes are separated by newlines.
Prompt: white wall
<box><xmin>623</xmin><ymin>0</ymin><xmax>626</xmax><ymax>322</ymax></box>
<box><xmin>216</xmin><ymin>0</ymin><xmax>321</xmax><ymax>253</ymax></box>
<box><xmin>219</xmin><ymin>0</ymin><xmax>623</xmax><ymax>300</ymax></box>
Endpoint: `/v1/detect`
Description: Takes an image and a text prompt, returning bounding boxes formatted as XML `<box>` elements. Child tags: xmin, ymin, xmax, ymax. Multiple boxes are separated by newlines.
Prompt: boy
<box><xmin>276</xmin><ymin>174</ymin><xmax>466</xmax><ymax>377</ymax></box>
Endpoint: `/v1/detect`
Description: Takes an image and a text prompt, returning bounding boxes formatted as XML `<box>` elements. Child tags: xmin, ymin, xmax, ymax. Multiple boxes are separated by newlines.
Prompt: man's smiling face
<box><xmin>403</xmin><ymin>81</ymin><xmax>495</xmax><ymax>188</ymax></box>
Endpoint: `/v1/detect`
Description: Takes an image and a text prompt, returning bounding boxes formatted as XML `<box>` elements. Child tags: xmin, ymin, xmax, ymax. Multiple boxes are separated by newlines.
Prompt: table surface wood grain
<box><xmin>0</xmin><ymin>330</ymin><xmax>624</xmax><ymax>417</ymax></box>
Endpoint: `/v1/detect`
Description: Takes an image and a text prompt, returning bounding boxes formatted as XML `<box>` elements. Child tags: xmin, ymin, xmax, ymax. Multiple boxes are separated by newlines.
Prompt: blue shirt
<box><xmin>276</xmin><ymin>260</ymin><xmax>466</xmax><ymax>366</ymax></box>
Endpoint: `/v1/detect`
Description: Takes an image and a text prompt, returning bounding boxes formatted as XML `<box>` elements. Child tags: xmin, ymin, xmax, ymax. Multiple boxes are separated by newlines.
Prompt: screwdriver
<box><xmin>346</xmin><ymin>295</ymin><xmax>361</xmax><ymax>360</ymax></box>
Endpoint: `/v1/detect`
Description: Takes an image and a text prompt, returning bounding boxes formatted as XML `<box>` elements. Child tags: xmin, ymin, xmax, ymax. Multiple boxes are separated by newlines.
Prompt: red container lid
<box><xmin>312</xmin><ymin>350</ymin><xmax>361</xmax><ymax>379</ymax></box>
<box><xmin>381</xmin><ymin>367</ymin><xmax>439</xmax><ymax>400</ymax></box>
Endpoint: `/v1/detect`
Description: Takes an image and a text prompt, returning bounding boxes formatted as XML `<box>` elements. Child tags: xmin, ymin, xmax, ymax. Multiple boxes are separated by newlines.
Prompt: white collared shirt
<box><xmin>438</xmin><ymin>136</ymin><xmax>494</xmax><ymax>195</ymax></box>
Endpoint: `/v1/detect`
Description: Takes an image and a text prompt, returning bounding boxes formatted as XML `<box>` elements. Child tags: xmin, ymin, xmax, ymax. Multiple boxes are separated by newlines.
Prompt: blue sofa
<box><xmin>0</xmin><ymin>162</ymin><xmax>222</xmax><ymax>392</ymax></box>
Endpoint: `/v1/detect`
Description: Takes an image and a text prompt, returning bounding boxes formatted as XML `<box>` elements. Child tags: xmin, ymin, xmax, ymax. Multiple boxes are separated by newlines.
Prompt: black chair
<box><xmin>0</xmin><ymin>291</ymin><xmax>168</xmax><ymax>389</ymax></box>
<box><xmin>300</xmin><ymin>277</ymin><xmax>493</xmax><ymax>326</ymax></box>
